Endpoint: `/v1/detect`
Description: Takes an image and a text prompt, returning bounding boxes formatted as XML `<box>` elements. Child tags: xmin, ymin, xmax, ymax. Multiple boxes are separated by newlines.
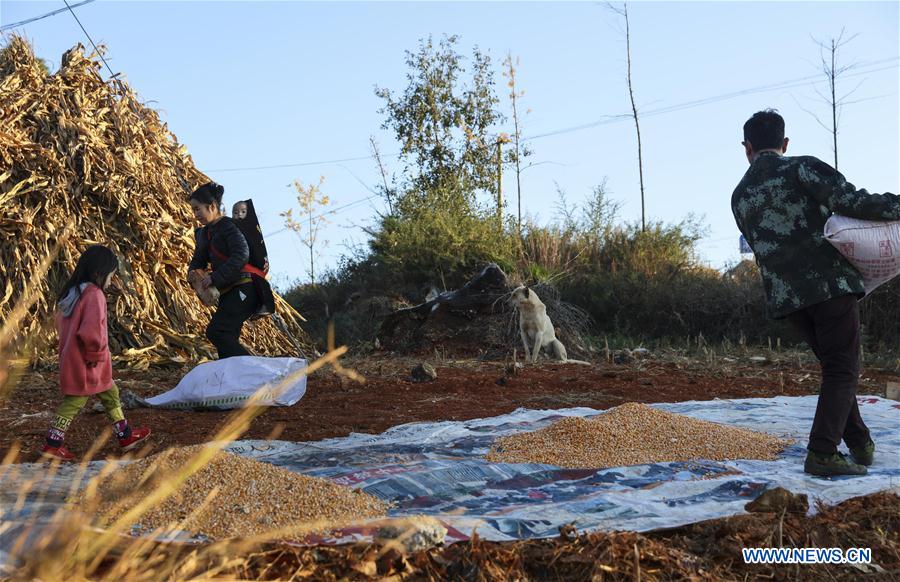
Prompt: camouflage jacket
<box><xmin>731</xmin><ymin>152</ymin><xmax>900</xmax><ymax>318</ymax></box>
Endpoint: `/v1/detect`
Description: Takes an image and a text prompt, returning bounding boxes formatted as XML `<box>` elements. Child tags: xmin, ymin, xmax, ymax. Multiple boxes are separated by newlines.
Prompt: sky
<box><xmin>2</xmin><ymin>1</ymin><xmax>898</xmax><ymax>290</ymax></box>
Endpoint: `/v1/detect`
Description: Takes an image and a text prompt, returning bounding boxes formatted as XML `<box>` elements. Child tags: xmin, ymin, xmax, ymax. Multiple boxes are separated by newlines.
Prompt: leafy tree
<box><xmin>375</xmin><ymin>35</ymin><xmax>504</xmax><ymax>216</ymax></box>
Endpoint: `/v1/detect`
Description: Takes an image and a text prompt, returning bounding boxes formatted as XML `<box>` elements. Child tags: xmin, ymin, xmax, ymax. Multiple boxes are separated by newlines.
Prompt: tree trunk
<box><xmin>623</xmin><ymin>3</ymin><xmax>646</xmax><ymax>232</ymax></box>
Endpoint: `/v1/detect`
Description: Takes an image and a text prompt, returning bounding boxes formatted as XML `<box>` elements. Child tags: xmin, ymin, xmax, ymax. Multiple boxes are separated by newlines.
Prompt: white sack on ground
<box><xmin>145</xmin><ymin>356</ymin><xmax>308</xmax><ymax>410</ymax></box>
<box><xmin>825</xmin><ymin>215</ymin><xmax>900</xmax><ymax>294</ymax></box>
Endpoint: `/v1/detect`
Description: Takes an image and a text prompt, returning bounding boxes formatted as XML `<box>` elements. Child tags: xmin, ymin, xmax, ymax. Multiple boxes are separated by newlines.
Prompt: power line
<box><xmin>644</xmin><ymin>61</ymin><xmax>899</xmax><ymax>120</ymax></box>
<box><xmin>209</xmin><ymin>153</ymin><xmax>399</xmax><ymax>173</ymax></box>
<box><xmin>207</xmin><ymin>57</ymin><xmax>898</xmax><ymax>173</ymax></box>
<box><xmin>523</xmin><ymin>58</ymin><xmax>900</xmax><ymax>142</ymax></box>
<box><xmin>247</xmin><ymin>58</ymin><xmax>900</xmax><ymax>242</ymax></box>
<box><xmin>58</xmin><ymin>3</ymin><xmax>198</xmax><ymax>195</ymax></box>
<box><xmin>54</xmin><ymin>0</ymin><xmax>384</xmax><ymax>241</ymax></box>
<box><xmin>0</xmin><ymin>0</ymin><xmax>96</xmax><ymax>32</ymax></box>
<box><xmin>264</xmin><ymin>193</ymin><xmax>382</xmax><ymax>240</ymax></box>
<box><xmin>62</xmin><ymin>0</ymin><xmax>116</xmax><ymax>79</ymax></box>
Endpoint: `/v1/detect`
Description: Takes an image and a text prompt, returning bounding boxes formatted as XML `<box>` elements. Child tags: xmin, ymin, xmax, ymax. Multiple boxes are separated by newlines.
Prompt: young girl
<box><xmin>42</xmin><ymin>245</ymin><xmax>151</xmax><ymax>461</ymax></box>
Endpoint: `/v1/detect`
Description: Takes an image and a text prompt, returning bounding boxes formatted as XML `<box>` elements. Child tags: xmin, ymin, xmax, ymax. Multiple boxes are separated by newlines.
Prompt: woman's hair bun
<box><xmin>189</xmin><ymin>181</ymin><xmax>226</xmax><ymax>206</ymax></box>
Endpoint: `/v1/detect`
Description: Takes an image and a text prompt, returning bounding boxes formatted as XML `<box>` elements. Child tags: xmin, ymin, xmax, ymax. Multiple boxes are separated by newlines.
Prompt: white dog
<box><xmin>509</xmin><ymin>286</ymin><xmax>589</xmax><ymax>365</ymax></box>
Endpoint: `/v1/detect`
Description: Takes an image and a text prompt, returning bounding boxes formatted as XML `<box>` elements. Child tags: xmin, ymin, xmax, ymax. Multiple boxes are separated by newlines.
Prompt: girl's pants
<box><xmin>49</xmin><ymin>383</ymin><xmax>124</xmax><ymax>440</ymax></box>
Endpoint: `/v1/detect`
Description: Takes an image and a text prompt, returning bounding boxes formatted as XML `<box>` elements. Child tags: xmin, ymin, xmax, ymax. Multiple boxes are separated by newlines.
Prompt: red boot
<box><xmin>119</xmin><ymin>426</ymin><xmax>152</xmax><ymax>451</ymax></box>
<box><xmin>41</xmin><ymin>444</ymin><xmax>76</xmax><ymax>462</ymax></box>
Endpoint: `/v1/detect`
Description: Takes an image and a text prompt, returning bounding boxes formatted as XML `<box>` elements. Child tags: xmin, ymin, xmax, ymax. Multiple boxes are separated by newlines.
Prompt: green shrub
<box><xmin>282</xmin><ymin>187</ymin><xmax>898</xmax><ymax>353</ymax></box>
<box><xmin>368</xmin><ymin>208</ymin><xmax>516</xmax><ymax>291</ymax></box>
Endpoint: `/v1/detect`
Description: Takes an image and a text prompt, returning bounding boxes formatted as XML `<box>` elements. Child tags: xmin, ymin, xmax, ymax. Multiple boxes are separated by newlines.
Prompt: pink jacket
<box><xmin>56</xmin><ymin>284</ymin><xmax>113</xmax><ymax>396</ymax></box>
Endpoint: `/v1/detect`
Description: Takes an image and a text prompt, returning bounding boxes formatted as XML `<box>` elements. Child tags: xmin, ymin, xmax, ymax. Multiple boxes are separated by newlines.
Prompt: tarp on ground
<box><xmin>2</xmin><ymin>395</ymin><xmax>898</xmax><ymax>564</ymax></box>
<box><xmin>224</xmin><ymin>395</ymin><xmax>900</xmax><ymax>543</ymax></box>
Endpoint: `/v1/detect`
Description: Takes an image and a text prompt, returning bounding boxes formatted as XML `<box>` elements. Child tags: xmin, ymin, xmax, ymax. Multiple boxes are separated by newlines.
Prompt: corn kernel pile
<box><xmin>486</xmin><ymin>402</ymin><xmax>792</xmax><ymax>469</ymax></box>
<box><xmin>88</xmin><ymin>445</ymin><xmax>389</xmax><ymax>539</ymax></box>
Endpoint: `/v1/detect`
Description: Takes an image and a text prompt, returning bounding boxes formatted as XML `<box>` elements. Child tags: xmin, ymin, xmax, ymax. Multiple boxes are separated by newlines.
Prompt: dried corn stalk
<box><xmin>0</xmin><ymin>37</ymin><xmax>313</xmax><ymax>366</ymax></box>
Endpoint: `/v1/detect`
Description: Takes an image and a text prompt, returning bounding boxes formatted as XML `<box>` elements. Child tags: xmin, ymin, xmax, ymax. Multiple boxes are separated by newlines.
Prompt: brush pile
<box><xmin>0</xmin><ymin>37</ymin><xmax>312</xmax><ymax>367</ymax></box>
<box><xmin>377</xmin><ymin>265</ymin><xmax>593</xmax><ymax>359</ymax></box>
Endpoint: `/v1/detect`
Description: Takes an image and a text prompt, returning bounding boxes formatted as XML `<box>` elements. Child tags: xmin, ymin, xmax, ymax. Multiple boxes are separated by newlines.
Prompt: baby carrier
<box><xmin>208</xmin><ymin>202</ymin><xmax>275</xmax><ymax>318</ymax></box>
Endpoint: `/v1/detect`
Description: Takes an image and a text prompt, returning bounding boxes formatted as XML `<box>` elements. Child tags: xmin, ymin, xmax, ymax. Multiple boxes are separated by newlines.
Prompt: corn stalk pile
<box><xmin>0</xmin><ymin>36</ymin><xmax>312</xmax><ymax>368</ymax></box>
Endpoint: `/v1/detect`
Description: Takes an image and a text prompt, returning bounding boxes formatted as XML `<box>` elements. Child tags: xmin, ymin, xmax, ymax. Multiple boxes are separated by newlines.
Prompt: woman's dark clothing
<box><xmin>188</xmin><ymin>217</ymin><xmax>257</xmax><ymax>358</ymax></box>
<box><xmin>206</xmin><ymin>282</ymin><xmax>258</xmax><ymax>358</ymax></box>
<box><xmin>188</xmin><ymin>217</ymin><xmax>250</xmax><ymax>290</ymax></box>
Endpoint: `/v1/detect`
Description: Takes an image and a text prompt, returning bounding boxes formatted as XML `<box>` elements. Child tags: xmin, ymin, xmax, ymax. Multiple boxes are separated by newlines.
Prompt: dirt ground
<box><xmin>256</xmin><ymin>491</ymin><xmax>899</xmax><ymax>581</ymax></box>
<box><xmin>74</xmin><ymin>491</ymin><xmax>897</xmax><ymax>581</ymax></box>
<box><xmin>1</xmin><ymin>352</ymin><xmax>896</xmax><ymax>462</ymax></box>
<box><xmin>3</xmin><ymin>352</ymin><xmax>899</xmax><ymax>579</ymax></box>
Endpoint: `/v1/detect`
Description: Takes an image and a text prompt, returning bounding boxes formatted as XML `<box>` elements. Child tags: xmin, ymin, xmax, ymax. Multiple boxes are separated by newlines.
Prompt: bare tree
<box><xmin>281</xmin><ymin>177</ymin><xmax>332</xmax><ymax>285</ymax></box>
<box><xmin>370</xmin><ymin>136</ymin><xmax>395</xmax><ymax>215</ymax></box>
<box><xmin>608</xmin><ymin>2</ymin><xmax>645</xmax><ymax>231</ymax></box>
<box><xmin>554</xmin><ymin>182</ymin><xmax>579</xmax><ymax>232</ymax></box>
<box><xmin>502</xmin><ymin>52</ymin><xmax>532</xmax><ymax>235</ymax></box>
<box><xmin>797</xmin><ymin>28</ymin><xmax>861</xmax><ymax>170</ymax></box>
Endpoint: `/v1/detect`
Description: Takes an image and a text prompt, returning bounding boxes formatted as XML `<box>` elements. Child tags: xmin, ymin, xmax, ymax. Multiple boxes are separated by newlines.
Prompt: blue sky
<box><xmin>3</xmin><ymin>1</ymin><xmax>898</xmax><ymax>289</ymax></box>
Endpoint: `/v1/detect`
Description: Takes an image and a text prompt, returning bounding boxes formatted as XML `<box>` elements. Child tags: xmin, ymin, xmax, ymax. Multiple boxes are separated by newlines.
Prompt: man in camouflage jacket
<box><xmin>732</xmin><ymin>110</ymin><xmax>900</xmax><ymax>477</ymax></box>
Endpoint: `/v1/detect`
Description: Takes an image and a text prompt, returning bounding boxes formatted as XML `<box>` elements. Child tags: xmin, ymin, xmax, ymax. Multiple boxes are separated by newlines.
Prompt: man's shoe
<box><xmin>804</xmin><ymin>451</ymin><xmax>867</xmax><ymax>477</ymax></box>
<box><xmin>119</xmin><ymin>426</ymin><xmax>151</xmax><ymax>451</ymax></box>
<box><xmin>40</xmin><ymin>444</ymin><xmax>75</xmax><ymax>462</ymax></box>
<box><xmin>849</xmin><ymin>440</ymin><xmax>875</xmax><ymax>466</ymax></box>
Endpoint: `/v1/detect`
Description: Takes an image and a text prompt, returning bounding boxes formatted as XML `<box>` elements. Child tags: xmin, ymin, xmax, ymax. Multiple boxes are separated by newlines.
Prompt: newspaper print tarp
<box><xmin>221</xmin><ymin>395</ymin><xmax>900</xmax><ymax>543</ymax></box>
<box><xmin>2</xmin><ymin>395</ymin><xmax>899</xmax><ymax>566</ymax></box>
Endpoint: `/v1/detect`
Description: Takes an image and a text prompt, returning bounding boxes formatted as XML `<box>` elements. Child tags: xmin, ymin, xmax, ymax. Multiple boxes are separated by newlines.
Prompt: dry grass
<box><xmin>0</xmin><ymin>219</ymin><xmax>389</xmax><ymax>579</ymax></box>
<box><xmin>0</xmin><ymin>339</ymin><xmax>400</xmax><ymax>580</ymax></box>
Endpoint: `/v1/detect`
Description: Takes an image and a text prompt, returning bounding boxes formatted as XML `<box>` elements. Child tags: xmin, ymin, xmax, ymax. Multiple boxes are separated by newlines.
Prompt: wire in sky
<box><xmin>209</xmin><ymin>57</ymin><xmax>898</xmax><ymax>172</ymax></box>
<box><xmin>56</xmin><ymin>0</ymin><xmax>385</xmax><ymax>239</ymax></box>
<box><xmin>246</xmin><ymin>56</ymin><xmax>900</xmax><ymax>239</ymax></box>
<box><xmin>643</xmin><ymin>62</ymin><xmax>899</xmax><ymax>120</ymax></box>
<box><xmin>265</xmin><ymin>193</ymin><xmax>382</xmax><ymax>240</ymax></box>
<box><xmin>524</xmin><ymin>58</ymin><xmax>900</xmax><ymax>142</ymax></box>
<box><xmin>62</xmin><ymin>0</ymin><xmax>116</xmax><ymax>79</ymax></box>
<box><xmin>209</xmin><ymin>154</ymin><xmax>399</xmax><ymax>173</ymax></box>
<box><xmin>0</xmin><ymin>0</ymin><xmax>96</xmax><ymax>32</ymax></box>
